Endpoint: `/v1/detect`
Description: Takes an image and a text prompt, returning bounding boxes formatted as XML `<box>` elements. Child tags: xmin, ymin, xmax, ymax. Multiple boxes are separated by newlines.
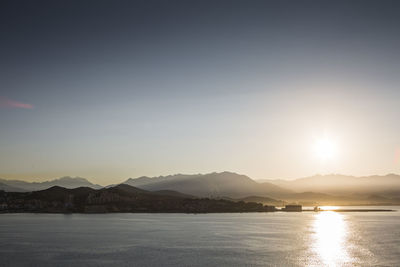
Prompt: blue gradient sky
<box><xmin>1</xmin><ymin>0</ymin><xmax>400</xmax><ymax>184</ymax></box>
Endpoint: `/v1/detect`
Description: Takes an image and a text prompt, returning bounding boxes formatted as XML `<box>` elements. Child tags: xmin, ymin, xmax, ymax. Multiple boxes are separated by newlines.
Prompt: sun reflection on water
<box><xmin>312</xmin><ymin>211</ymin><xmax>350</xmax><ymax>266</ymax></box>
<box><xmin>319</xmin><ymin>206</ymin><xmax>340</xmax><ymax>211</ymax></box>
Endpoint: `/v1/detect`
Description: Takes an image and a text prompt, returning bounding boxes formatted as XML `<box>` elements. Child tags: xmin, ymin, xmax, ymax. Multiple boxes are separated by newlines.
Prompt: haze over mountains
<box><xmin>1</xmin><ymin>172</ymin><xmax>400</xmax><ymax>205</ymax></box>
<box><xmin>123</xmin><ymin>172</ymin><xmax>292</xmax><ymax>199</ymax></box>
<box><xmin>0</xmin><ymin>182</ymin><xmax>24</xmax><ymax>193</ymax></box>
<box><xmin>263</xmin><ymin>174</ymin><xmax>400</xmax><ymax>197</ymax></box>
<box><xmin>0</xmin><ymin>177</ymin><xmax>102</xmax><ymax>192</ymax></box>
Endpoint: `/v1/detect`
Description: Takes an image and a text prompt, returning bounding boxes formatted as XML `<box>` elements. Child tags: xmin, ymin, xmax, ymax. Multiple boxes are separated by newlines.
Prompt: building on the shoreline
<box><xmin>282</xmin><ymin>205</ymin><xmax>302</xmax><ymax>212</ymax></box>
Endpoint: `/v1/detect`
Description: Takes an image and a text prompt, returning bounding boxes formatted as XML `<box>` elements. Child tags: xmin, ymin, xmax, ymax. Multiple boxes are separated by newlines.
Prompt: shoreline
<box><xmin>0</xmin><ymin>208</ymin><xmax>396</xmax><ymax>214</ymax></box>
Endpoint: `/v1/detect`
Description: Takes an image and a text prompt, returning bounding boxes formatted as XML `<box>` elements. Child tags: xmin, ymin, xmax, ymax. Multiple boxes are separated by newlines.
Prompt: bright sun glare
<box><xmin>312</xmin><ymin>211</ymin><xmax>349</xmax><ymax>266</ymax></box>
<box><xmin>313</xmin><ymin>137</ymin><xmax>338</xmax><ymax>161</ymax></box>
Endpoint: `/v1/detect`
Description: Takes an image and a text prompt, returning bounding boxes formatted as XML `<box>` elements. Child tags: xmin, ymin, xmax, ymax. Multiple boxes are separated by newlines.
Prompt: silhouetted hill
<box><xmin>27</xmin><ymin>186</ymin><xmax>96</xmax><ymax>202</ymax></box>
<box><xmin>0</xmin><ymin>176</ymin><xmax>102</xmax><ymax>191</ymax></box>
<box><xmin>236</xmin><ymin>196</ymin><xmax>284</xmax><ymax>206</ymax></box>
<box><xmin>124</xmin><ymin>172</ymin><xmax>292</xmax><ymax>198</ymax></box>
<box><xmin>153</xmin><ymin>190</ymin><xmax>195</xmax><ymax>199</ymax></box>
<box><xmin>0</xmin><ymin>184</ymin><xmax>275</xmax><ymax>213</ymax></box>
<box><xmin>106</xmin><ymin>183</ymin><xmax>149</xmax><ymax>195</ymax></box>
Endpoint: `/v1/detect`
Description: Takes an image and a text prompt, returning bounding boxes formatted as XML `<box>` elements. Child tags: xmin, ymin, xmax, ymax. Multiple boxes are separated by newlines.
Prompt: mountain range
<box><xmin>123</xmin><ymin>172</ymin><xmax>292</xmax><ymax>199</ymax></box>
<box><xmin>1</xmin><ymin>172</ymin><xmax>400</xmax><ymax>205</ymax></box>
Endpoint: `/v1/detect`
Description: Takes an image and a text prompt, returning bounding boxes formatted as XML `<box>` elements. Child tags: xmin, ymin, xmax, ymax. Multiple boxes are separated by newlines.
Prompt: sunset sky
<box><xmin>1</xmin><ymin>0</ymin><xmax>400</xmax><ymax>185</ymax></box>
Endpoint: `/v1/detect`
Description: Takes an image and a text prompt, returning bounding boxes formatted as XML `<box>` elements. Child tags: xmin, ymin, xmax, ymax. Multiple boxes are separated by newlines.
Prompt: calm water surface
<box><xmin>0</xmin><ymin>207</ymin><xmax>399</xmax><ymax>267</ymax></box>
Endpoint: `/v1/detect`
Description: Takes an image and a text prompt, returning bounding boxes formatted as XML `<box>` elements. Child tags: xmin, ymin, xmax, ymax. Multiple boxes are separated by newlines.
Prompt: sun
<box><xmin>313</xmin><ymin>137</ymin><xmax>338</xmax><ymax>161</ymax></box>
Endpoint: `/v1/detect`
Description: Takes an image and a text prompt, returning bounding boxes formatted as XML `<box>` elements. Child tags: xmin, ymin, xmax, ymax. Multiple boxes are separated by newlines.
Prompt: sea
<box><xmin>0</xmin><ymin>206</ymin><xmax>399</xmax><ymax>267</ymax></box>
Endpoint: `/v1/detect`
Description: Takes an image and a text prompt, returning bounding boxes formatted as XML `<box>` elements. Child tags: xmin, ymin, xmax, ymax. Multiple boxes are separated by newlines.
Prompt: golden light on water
<box><xmin>319</xmin><ymin>206</ymin><xmax>340</xmax><ymax>211</ymax></box>
<box><xmin>312</xmin><ymin>211</ymin><xmax>350</xmax><ymax>266</ymax></box>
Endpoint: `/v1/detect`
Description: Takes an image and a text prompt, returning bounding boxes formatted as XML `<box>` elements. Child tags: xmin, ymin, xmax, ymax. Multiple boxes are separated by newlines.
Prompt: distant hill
<box><xmin>0</xmin><ymin>176</ymin><xmax>102</xmax><ymax>192</ymax></box>
<box><xmin>0</xmin><ymin>182</ymin><xmax>25</xmax><ymax>192</ymax></box>
<box><xmin>124</xmin><ymin>172</ymin><xmax>292</xmax><ymax>198</ymax></box>
<box><xmin>264</xmin><ymin>174</ymin><xmax>400</xmax><ymax>196</ymax></box>
<box><xmin>260</xmin><ymin>174</ymin><xmax>400</xmax><ymax>205</ymax></box>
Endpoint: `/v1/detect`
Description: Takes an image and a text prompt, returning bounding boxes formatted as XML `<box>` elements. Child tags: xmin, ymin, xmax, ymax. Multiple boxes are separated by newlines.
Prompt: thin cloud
<box><xmin>0</xmin><ymin>97</ymin><xmax>34</xmax><ymax>109</ymax></box>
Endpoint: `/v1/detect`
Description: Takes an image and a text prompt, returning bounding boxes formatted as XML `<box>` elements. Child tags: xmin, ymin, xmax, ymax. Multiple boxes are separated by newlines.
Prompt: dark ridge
<box><xmin>0</xmin><ymin>184</ymin><xmax>276</xmax><ymax>213</ymax></box>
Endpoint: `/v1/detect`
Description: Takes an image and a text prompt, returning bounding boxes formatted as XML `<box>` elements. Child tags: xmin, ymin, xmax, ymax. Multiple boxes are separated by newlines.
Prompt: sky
<box><xmin>1</xmin><ymin>0</ymin><xmax>400</xmax><ymax>185</ymax></box>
